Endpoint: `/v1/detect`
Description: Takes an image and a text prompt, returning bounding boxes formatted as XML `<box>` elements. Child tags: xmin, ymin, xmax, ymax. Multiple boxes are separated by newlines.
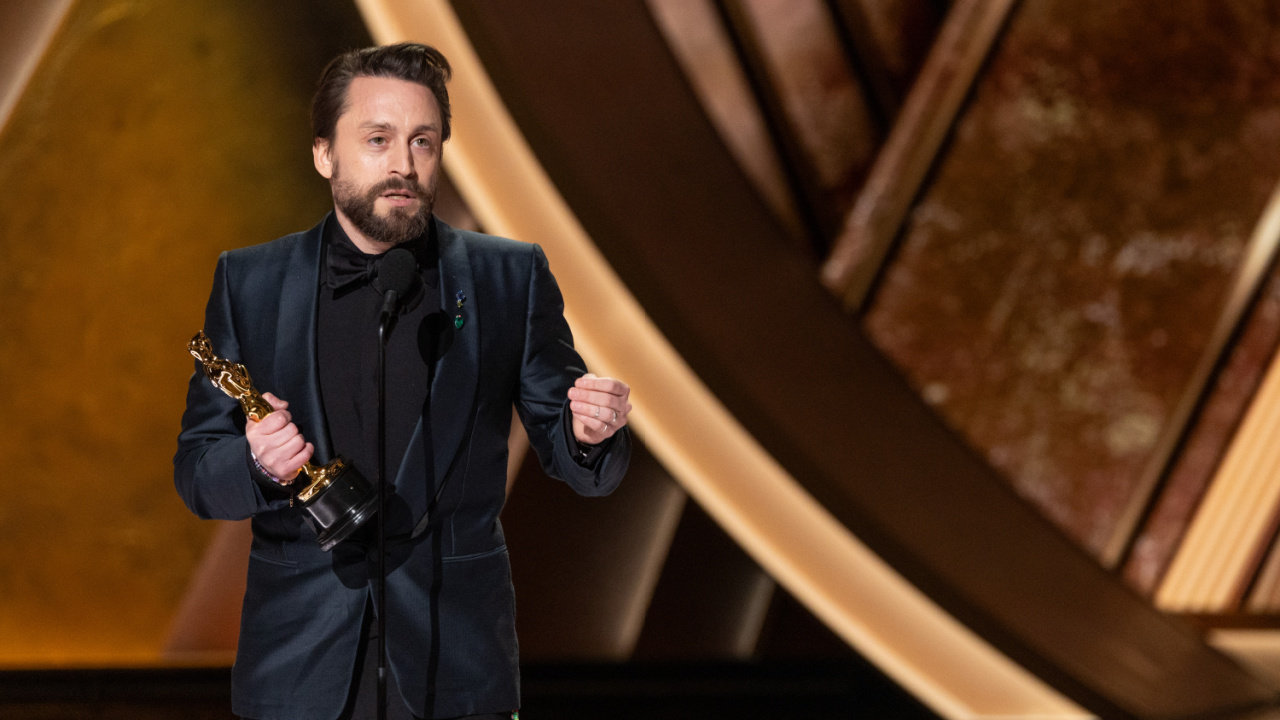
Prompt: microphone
<box><xmin>371</xmin><ymin>245</ymin><xmax>416</xmax><ymax>720</ymax></box>
<box><xmin>375</xmin><ymin>247</ymin><xmax>417</xmax><ymax>319</ymax></box>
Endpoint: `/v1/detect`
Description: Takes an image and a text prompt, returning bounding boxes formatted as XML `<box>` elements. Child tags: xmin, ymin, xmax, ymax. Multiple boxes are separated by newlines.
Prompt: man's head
<box><xmin>311</xmin><ymin>43</ymin><xmax>452</xmax><ymax>252</ymax></box>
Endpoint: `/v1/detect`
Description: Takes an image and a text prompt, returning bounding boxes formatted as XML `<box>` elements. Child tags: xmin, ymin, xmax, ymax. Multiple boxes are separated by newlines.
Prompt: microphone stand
<box><xmin>376</xmin><ymin>290</ymin><xmax>398</xmax><ymax>720</ymax></box>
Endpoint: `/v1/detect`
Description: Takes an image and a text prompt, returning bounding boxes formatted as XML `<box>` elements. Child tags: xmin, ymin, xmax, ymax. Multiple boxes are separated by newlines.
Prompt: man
<box><xmin>174</xmin><ymin>43</ymin><xmax>631</xmax><ymax>720</ymax></box>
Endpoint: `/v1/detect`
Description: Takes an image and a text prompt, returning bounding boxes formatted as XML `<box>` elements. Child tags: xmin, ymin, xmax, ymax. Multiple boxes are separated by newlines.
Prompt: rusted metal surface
<box><xmin>821</xmin><ymin>0</ymin><xmax>1017</xmax><ymax>309</ymax></box>
<box><xmin>864</xmin><ymin>0</ymin><xmax>1280</xmax><ymax>560</ymax></box>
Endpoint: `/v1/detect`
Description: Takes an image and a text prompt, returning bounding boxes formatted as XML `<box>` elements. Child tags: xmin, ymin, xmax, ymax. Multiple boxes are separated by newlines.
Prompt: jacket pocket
<box><xmin>248</xmin><ymin>550</ymin><xmax>299</xmax><ymax>569</ymax></box>
<box><xmin>441</xmin><ymin>544</ymin><xmax>507</xmax><ymax>564</ymax></box>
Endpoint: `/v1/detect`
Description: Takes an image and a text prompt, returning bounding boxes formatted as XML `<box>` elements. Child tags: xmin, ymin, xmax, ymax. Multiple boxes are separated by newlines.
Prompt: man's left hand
<box><xmin>569</xmin><ymin>373</ymin><xmax>631</xmax><ymax>445</ymax></box>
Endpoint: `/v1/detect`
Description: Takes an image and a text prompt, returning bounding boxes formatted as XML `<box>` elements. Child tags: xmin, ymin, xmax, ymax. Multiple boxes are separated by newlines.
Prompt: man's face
<box><xmin>313</xmin><ymin>75</ymin><xmax>443</xmax><ymax>250</ymax></box>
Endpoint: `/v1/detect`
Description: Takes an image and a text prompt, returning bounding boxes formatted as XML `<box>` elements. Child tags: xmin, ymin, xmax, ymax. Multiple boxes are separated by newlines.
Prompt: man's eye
<box><xmin>369</xmin><ymin>137</ymin><xmax>386</xmax><ymax>145</ymax></box>
<box><xmin>413</xmin><ymin>138</ymin><xmax>430</xmax><ymax>148</ymax></box>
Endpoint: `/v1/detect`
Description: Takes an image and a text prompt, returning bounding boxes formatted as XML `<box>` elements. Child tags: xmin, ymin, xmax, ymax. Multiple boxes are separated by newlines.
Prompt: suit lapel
<box><xmin>273</xmin><ymin>216</ymin><xmax>333</xmax><ymax>462</ymax></box>
<box><xmin>419</xmin><ymin>218</ymin><xmax>478</xmax><ymax>488</ymax></box>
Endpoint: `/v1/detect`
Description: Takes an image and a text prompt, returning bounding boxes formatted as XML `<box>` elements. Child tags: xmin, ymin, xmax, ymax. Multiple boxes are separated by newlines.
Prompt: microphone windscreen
<box><xmin>376</xmin><ymin>247</ymin><xmax>417</xmax><ymax>298</ymax></box>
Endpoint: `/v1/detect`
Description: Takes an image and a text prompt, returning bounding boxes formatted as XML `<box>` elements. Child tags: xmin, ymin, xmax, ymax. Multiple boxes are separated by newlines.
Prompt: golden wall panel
<box><xmin>0</xmin><ymin>0</ymin><xmax>369</xmax><ymax>666</ymax></box>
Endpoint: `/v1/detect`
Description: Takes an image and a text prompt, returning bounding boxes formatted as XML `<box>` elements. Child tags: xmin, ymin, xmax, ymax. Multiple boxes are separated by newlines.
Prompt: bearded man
<box><xmin>174</xmin><ymin>43</ymin><xmax>631</xmax><ymax>720</ymax></box>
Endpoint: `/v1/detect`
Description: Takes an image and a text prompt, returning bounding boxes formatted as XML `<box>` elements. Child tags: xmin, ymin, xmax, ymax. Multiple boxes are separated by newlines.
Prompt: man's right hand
<box><xmin>246</xmin><ymin>392</ymin><xmax>314</xmax><ymax>483</ymax></box>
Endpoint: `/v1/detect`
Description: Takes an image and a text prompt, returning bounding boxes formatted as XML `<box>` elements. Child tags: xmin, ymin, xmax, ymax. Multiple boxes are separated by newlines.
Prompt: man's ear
<box><xmin>313</xmin><ymin>139</ymin><xmax>333</xmax><ymax>179</ymax></box>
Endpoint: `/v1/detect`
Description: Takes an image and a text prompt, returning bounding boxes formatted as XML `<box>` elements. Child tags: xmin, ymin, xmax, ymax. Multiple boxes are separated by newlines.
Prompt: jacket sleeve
<box><xmin>173</xmin><ymin>252</ymin><xmax>290</xmax><ymax>520</ymax></box>
<box><xmin>515</xmin><ymin>244</ymin><xmax>630</xmax><ymax>496</ymax></box>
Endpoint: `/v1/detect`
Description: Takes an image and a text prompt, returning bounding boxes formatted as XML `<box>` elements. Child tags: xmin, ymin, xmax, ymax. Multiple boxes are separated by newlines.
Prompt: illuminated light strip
<box><xmin>0</xmin><ymin>0</ymin><xmax>74</xmax><ymax>137</ymax></box>
<box><xmin>1156</xmin><ymin>181</ymin><xmax>1280</xmax><ymax>613</ymax></box>
<box><xmin>353</xmin><ymin>2</ymin><xmax>1091</xmax><ymax>717</ymax></box>
<box><xmin>1157</xmin><ymin>184</ymin><xmax>1280</xmax><ymax>611</ymax></box>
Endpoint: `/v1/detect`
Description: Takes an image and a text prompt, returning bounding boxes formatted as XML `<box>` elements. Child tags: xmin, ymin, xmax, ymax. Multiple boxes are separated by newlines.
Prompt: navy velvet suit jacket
<box><xmin>174</xmin><ymin>215</ymin><xmax>630</xmax><ymax>720</ymax></box>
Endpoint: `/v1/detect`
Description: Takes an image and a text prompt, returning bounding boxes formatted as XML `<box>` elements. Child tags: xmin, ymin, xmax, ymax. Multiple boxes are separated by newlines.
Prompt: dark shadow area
<box><xmin>0</xmin><ymin>662</ymin><xmax>940</xmax><ymax>720</ymax></box>
<box><xmin>0</xmin><ymin>668</ymin><xmax>237</xmax><ymax>719</ymax></box>
<box><xmin>520</xmin><ymin>660</ymin><xmax>940</xmax><ymax>719</ymax></box>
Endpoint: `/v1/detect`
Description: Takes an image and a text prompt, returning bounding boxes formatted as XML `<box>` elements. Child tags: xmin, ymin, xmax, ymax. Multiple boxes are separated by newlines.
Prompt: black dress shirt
<box><xmin>317</xmin><ymin>217</ymin><xmax>439</xmax><ymax>525</ymax></box>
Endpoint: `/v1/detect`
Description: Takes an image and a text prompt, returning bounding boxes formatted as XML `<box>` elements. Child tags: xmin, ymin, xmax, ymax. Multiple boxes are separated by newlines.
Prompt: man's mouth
<box><xmin>380</xmin><ymin>188</ymin><xmax>419</xmax><ymax>205</ymax></box>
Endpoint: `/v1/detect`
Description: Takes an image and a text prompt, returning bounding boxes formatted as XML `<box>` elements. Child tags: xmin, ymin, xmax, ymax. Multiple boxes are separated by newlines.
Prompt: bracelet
<box><xmin>250</xmin><ymin>450</ymin><xmax>290</xmax><ymax>486</ymax></box>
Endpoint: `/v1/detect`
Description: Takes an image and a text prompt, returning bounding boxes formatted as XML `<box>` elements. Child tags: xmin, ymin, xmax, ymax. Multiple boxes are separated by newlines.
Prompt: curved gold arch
<box><xmin>353</xmin><ymin>2</ymin><xmax>1090</xmax><ymax>717</ymax></box>
<box><xmin>0</xmin><ymin>0</ymin><xmax>73</xmax><ymax>135</ymax></box>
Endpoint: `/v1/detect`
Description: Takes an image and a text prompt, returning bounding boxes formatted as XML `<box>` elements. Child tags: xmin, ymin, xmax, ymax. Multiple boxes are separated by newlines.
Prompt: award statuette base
<box><xmin>188</xmin><ymin>330</ymin><xmax>378</xmax><ymax>551</ymax></box>
<box><xmin>300</xmin><ymin>460</ymin><xmax>380</xmax><ymax>552</ymax></box>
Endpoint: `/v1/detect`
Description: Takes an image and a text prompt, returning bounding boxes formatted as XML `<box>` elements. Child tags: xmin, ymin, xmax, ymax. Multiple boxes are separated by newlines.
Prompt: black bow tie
<box><xmin>326</xmin><ymin>236</ymin><xmax>382</xmax><ymax>291</ymax></box>
<box><xmin>326</xmin><ymin>236</ymin><xmax>428</xmax><ymax>312</ymax></box>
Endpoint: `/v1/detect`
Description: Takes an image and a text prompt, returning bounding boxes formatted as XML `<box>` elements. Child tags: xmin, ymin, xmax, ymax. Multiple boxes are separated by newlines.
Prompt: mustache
<box><xmin>369</xmin><ymin>177</ymin><xmax>428</xmax><ymax>198</ymax></box>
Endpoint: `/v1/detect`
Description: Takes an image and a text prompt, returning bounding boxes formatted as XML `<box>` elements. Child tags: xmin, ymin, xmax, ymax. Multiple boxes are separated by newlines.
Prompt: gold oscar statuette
<box><xmin>188</xmin><ymin>330</ymin><xmax>378</xmax><ymax>550</ymax></box>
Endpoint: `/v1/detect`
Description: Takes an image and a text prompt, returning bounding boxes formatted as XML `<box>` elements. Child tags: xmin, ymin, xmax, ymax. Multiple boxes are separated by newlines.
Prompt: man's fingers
<box><xmin>573</xmin><ymin>376</ymin><xmax>628</xmax><ymax>398</ymax></box>
<box><xmin>250</xmin><ymin>409</ymin><xmax>292</xmax><ymax>434</ymax></box>
<box><xmin>281</xmin><ymin>442</ymin><xmax>314</xmax><ymax>477</ymax></box>
<box><xmin>573</xmin><ymin>378</ymin><xmax>626</xmax><ymax>396</ymax></box>
<box><xmin>248</xmin><ymin>415</ymin><xmax>297</xmax><ymax>446</ymax></box>
<box><xmin>277</xmin><ymin>434</ymin><xmax>306</xmax><ymax>458</ymax></box>
<box><xmin>258</xmin><ymin>437</ymin><xmax>312</xmax><ymax>480</ymax></box>
<box><xmin>246</xmin><ymin>393</ymin><xmax>309</xmax><ymax>479</ymax></box>
<box><xmin>261</xmin><ymin>392</ymin><xmax>290</xmax><ymax>411</ymax></box>
<box><xmin>252</xmin><ymin>420</ymin><xmax>303</xmax><ymax>456</ymax></box>
<box><xmin>572</xmin><ymin>412</ymin><xmax>612</xmax><ymax>434</ymax></box>
<box><xmin>260</xmin><ymin>433</ymin><xmax>304</xmax><ymax>465</ymax></box>
<box><xmin>569</xmin><ymin>388</ymin><xmax>625</xmax><ymax>409</ymax></box>
<box><xmin>569</xmin><ymin>400</ymin><xmax>620</xmax><ymax>418</ymax></box>
<box><xmin>570</xmin><ymin>397</ymin><xmax>630</xmax><ymax>423</ymax></box>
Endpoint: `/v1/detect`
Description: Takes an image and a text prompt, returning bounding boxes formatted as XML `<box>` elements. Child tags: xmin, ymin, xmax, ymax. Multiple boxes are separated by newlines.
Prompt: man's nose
<box><xmin>390</xmin><ymin>141</ymin><xmax>415</xmax><ymax>177</ymax></box>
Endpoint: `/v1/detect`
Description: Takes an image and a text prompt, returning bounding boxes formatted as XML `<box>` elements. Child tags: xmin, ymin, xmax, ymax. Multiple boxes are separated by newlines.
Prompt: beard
<box><xmin>331</xmin><ymin>161</ymin><xmax>436</xmax><ymax>247</ymax></box>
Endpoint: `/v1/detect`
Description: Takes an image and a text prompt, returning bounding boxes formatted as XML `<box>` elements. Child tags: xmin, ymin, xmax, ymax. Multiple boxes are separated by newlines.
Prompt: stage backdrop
<box><xmin>0</xmin><ymin>0</ymin><xmax>369</xmax><ymax>665</ymax></box>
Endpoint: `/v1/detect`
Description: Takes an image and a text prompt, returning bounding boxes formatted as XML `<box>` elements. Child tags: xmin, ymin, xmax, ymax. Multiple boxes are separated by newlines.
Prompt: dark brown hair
<box><xmin>311</xmin><ymin>42</ymin><xmax>452</xmax><ymax>144</ymax></box>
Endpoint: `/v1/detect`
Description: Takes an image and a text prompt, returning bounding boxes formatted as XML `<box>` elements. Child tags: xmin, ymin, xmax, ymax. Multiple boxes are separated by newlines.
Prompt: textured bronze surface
<box><xmin>865</xmin><ymin>0</ymin><xmax>1280</xmax><ymax>558</ymax></box>
<box><xmin>0</xmin><ymin>0</ymin><xmax>368</xmax><ymax>665</ymax></box>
